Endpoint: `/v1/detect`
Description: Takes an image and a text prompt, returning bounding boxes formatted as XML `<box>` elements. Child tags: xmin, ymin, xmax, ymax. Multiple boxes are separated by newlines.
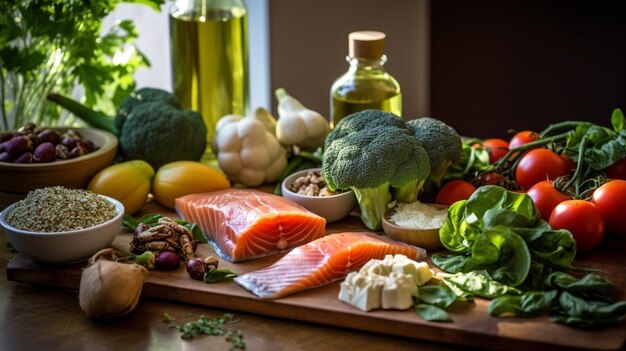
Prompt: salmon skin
<box><xmin>175</xmin><ymin>189</ymin><xmax>326</xmax><ymax>262</ymax></box>
<box><xmin>234</xmin><ymin>232</ymin><xmax>427</xmax><ymax>299</ymax></box>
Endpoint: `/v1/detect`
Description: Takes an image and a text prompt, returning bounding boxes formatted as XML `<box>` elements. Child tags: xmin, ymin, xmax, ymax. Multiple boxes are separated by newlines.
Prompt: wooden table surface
<box><xmin>0</xmin><ymin>199</ymin><xmax>474</xmax><ymax>351</ymax></box>
<box><xmin>1</xmin><ymin>198</ymin><xmax>624</xmax><ymax>351</ymax></box>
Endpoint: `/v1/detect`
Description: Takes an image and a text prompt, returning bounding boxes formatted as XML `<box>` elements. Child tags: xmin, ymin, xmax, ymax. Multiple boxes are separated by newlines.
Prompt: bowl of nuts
<box><xmin>0</xmin><ymin>187</ymin><xmax>124</xmax><ymax>263</ymax></box>
<box><xmin>281</xmin><ymin>168</ymin><xmax>357</xmax><ymax>223</ymax></box>
<box><xmin>0</xmin><ymin>123</ymin><xmax>118</xmax><ymax>209</ymax></box>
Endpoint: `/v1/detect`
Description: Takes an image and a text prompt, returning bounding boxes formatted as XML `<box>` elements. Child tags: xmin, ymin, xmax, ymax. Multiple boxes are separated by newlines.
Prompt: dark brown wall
<box><xmin>431</xmin><ymin>1</ymin><xmax>626</xmax><ymax>139</ymax></box>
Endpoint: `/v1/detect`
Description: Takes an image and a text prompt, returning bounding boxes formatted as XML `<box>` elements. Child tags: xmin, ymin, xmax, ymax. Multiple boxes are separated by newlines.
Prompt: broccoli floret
<box><xmin>407</xmin><ymin>117</ymin><xmax>462</xmax><ymax>189</ymax></box>
<box><xmin>116</xmin><ymin>90</ymin><xmax>207</xmax><ymax>170</ymax></box>
<box><xmin>323</xmin><ymin>110</ymin><xmax>430</xmax><ymax>230</ymax></box>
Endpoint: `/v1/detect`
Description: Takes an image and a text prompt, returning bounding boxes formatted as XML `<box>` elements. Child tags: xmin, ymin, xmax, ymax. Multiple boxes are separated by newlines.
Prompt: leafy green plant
<box><xmin>0</xmin><ymin>0</ymin><xmax>163</xmax><ymax>130</ymax></box>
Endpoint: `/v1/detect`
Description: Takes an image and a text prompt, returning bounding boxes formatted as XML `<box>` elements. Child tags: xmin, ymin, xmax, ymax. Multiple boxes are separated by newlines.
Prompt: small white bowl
<box><xmin>281</xmin><ymin>168</ymin><xmax>357</xmax><ymax>223</ymax></box>
<box><xmin>0</xmin><ymin>195</ymin><xmax>124</xmax><ymax>263</ymax></box>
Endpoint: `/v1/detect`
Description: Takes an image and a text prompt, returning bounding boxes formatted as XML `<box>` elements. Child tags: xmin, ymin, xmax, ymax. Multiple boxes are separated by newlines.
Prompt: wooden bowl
<box><xmin>382</xmin><ymin>203</ymin><xmax>448</xmax><ymax>250</ymax></box>
<box><xmin>0</xmin><ymin>128</ymin><xmax>118</xmax><ymax>209</ymax></box>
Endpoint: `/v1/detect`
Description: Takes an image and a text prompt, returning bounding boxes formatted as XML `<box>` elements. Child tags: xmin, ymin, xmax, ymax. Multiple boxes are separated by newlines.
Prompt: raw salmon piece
<box><xmin>234</xmin><ymin>232</ymin><xmax>427</xmax><ymax>299</ymax></box>
<box><xmin>175</xmin><ymin>189</ymin><xmax>326</xmax><ymax>262</ymax></box>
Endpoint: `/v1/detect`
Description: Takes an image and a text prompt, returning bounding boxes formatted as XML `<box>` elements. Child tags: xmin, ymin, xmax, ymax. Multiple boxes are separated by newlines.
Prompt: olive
<box><xmin>78</xmin><ymin>139</ymin><xmax>96</xmax><ymax>152</ymax></box>
<box><xmin>5</xmin><ymin>136</ymin><xmax>32</xmax><ymax>158</ymax></box>
<box><xmin>155</xmin><ymin>251</ymin><xmax>181</xmax><ymax>271</ymax></box>
<box><xmin>186</xmin><ymin>257</ymin><xmax>207</xmax><ymax>280</ymax></box>
<box><xmin>0</xmin><ymin>152</ymin><xmax>12</xmax><ymax>163</ymax></box>
<box><xmin>34</xmin><ymin>142</ymin><xmax>56</xmax><ymax>163</ymax></box>
<box><xmin>14</xmin><ymin>152</ymin><xmax>34</xmax><ymax>163</ymax></box>
<box><xmin>60</xmin><ymin>136</ymin><xmax>77</xmax><ymax>150</ymax></box>
<box><xmin>69</xmin><ymin>145</ymin><xmax>88</xmax><ymax>159</ymax></box>
<box><xmin>37</xmin><ymin>129</ymin><xmax>61</xmax><ymax>145</ymax></box>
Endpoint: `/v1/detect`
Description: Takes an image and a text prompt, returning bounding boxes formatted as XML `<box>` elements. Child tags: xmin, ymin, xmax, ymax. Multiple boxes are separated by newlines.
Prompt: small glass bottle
<box><xmin>330</xmin><ymin>31</ymin><xmax>402</xmax><ymax>128</ymax></box>
<box><xmin>169</xmin><ymin>0</ymin><xmax>250</xmax><ymax>161</ymax></box>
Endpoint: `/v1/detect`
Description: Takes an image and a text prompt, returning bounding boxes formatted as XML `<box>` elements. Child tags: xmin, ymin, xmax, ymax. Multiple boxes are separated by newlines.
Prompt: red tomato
<box><xmin>604</xmin><ymin>158</ymin><xmax>626</xmax><ymax>180</ymax></box>
<box><xmin>435</xmin><ymin>180</ymin><xmax>477</xmax><ymax>206</ymax></box>
<box><xmin>474</xmin><ymin>172</ymin><xmax>504</xmax><ymax>187</ymax></box>
<box><xmin>549</xmin><ymin>200</ymin><xmax>605</xmax><ymax>252</ymax></box>
<box><xmin>526</xmin><ymin>180</ymin><xmax>571</xmax><ymax>221</ymax></box>
<box><xmin>592</xmin><ymin>180</ymin><xmax>626</xmax><ymax>236</ymax></box>
<box><xmin>482</xmin><ymin>138</ymin><xmax>509</xmax><ymax>164</ymax></box>
<box><xmin>509</xmin><ymin>130</ymin><xmax>538</xmax><ymax>149</ymax></box>
<box><xmin>560</xmin><ymin>153</ymin><xmax>577</xmax><ymax>172</ymax></box>
<box><xmin>515</xmin><ymin>148</ymin><xmax>570</xmax><ymax>190</ymax></box>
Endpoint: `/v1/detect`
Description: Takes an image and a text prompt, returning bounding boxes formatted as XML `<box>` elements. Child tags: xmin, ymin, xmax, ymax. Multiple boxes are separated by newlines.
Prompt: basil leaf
<box><xmin>204</xmin><ymin>269</ymin><xmax>239</xmax><ymax>283</ymax></box>
<box><xmin>414</xmin><ymin>304</ymin><xmax>452</xmax><ymax>322</ymax></box>
<box><xmin>417</xmin><ymin>285</ymin><xmax>457</xmax><ymax>309</ymax></box>
<box><xmin>442</xmin><ymin>271</ymin><xmax>521</xmax><ymax>299</ymax></box>
<box><xmin>176</xmin><ymin>220</ymin><xmax>207</xmax><ymax>243</ymax></box>
<box><xmin>489</xmin><ymin>290</ymin><xmax>557</xmax><ymax>317</ymax></box>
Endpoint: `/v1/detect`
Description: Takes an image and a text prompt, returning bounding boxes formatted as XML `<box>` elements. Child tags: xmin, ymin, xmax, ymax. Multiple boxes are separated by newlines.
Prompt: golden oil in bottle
<box><xmin>330</xmin><ymin>31</ymin><xmax>402</xmax><ymax>128</ymax></box>
<box><xmin>170</xmin><ymin>0</ymin><xmax>249</xmax><ymax>160</ymax></box>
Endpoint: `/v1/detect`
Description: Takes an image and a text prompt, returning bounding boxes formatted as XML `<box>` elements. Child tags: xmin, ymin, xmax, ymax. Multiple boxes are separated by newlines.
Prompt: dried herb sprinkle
<box><xmin>6</xmin><ymin>186</ymin><xmax>117</xmax><ymax>232</ymax></box>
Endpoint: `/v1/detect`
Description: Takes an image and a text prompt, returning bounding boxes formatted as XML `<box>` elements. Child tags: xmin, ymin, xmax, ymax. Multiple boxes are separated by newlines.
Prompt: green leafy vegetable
<box><xmin>416</xmin><ymin>285</ymin><xmax>457</xmax><ymax>309</ymax></box>
<box><xmin>551</xmin><ymin>292</ymin><xmax>626</xmax><ymax>328</ymax></box>
<box><xmin>122</xmin><ymin>213</ymin><xmax>207</xmax><ymax>243</ymax></box>
<box><xmin>414</xmin><ymin>304</ymin><xmax>452</xmax><ymax>322</ymax></box>
<box><xmin>0</xmin><ymin>0</ymin><xmax>164</xmax><ymax>130</ymax></box>
<box><xmin>489</xmin><ymin>290</ymin><xmax>557</xmax><ymax>317</ymax></box>
<box><xmin>165</xmin><ymin>313</ymin><xmax>245</xmax><ymax>349</ymax></box>
<box><xmin>204</xmin><ymin>269</ymin><xmax>239</xmax><ymax>283</ymax></box>
<box><xmin>440</xmin><ymin>270</ymin><xmax>522</xmax><ymax>299</ymax></box>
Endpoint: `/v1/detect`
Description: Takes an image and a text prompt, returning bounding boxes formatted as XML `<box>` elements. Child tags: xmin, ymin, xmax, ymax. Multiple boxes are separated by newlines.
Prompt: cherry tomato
<box><xmin>435</xmin><ymin>179</ymin><xmax>477</xmax><ymax>206</ymax></box>
<box><xmin>474</xmin><ymin>172</ymin><xmax>504</xmax><ymax>187</ymax></box>
<box><xmin>526</xmin><ymin>180</ymin><xmax>571</xmax><ymax>221</ymax></box>
<box><xmin>560</xmin><ymin>153</ymin><xmax>577</xmax><ymax>172</ymax></box>
<box><xmin>549</xmin><ymin>200</ymin><xmax>605</xmax><ymax>252</ymax></box>
<box><xmin>515</xmin><ymin>148</ymin><xmax>570</xmax><ymax>190</ymax></box>
<box><xmin>604</xmin><ymin>157</ymin><xmax>626</xmax><ymax>180</ymax></box>
<box><xmin>482</xmin><ymin>138</ymin><xmax>509</xmax><ymax>164</ymax></box>
<box><xmin>509</xmin><ymin>130</ymin><xmax>538</xmax><ymax>149</ymax></box>
<box><xmin>592</xmin><ymin>180</ymin><xmax>626</xmax><ymax>236</ymax></box>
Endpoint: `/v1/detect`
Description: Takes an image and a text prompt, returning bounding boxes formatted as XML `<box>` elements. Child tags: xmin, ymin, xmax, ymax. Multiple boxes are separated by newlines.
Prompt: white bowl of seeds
<box><xmin>0</xmin><ymin>186</ymin><xmax>124</xmax><ymax>263</ymax></box>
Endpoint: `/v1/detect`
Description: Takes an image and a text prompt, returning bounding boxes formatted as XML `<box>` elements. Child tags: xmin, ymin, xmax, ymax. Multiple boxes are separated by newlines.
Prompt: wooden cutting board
<box><xmin>6</xmin><ymin>210</ymin><xmax>626</xmax><ymax>351</ymax></box>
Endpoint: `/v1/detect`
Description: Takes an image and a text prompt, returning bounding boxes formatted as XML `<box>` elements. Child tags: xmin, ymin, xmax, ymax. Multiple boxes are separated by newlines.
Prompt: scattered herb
<box><xmin>123</xmin><ymin>213</ymin><xmax>206</xmax><ymax>243</ymax></box>
<box><xmin>164</xmin><ymin>313</ymin><xmax>245</xmax><ymax>349</ymax></box>
<box><xmin>204</xmin><ymin>269</ymin><xmax>239</xmax><ymax>284</ymax></box>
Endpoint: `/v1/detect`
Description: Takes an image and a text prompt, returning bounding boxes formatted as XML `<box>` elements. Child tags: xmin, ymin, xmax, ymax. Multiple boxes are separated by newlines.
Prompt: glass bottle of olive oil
<box><xmin>330</xmin><ymin>31</ymin><xmax>402</xmax><ymax>128</ymax></box>
<box><xmin>170</xmin><ymin>0</ymin><xmax>249</xmax><ymax>161</ymax></box>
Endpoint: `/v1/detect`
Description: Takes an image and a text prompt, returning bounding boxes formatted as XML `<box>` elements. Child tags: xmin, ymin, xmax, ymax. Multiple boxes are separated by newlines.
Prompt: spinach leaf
<box><xmin>431</xmin><ymin>254</ymin><xmax>468</xmax><ymax>274</ymax></box>
<box><xmin>439</xmin><ymin>200</ymin><xmax>471</xmax><ymax>253</ymax></box>
<box><xmin>515</xmin><ymin>227</ymin><xmax>576</xmax><ymax>270</ymax></box>
<box><xmin>544</xmin><ymin>272</ymin><xmax>614</xmax><ymax>295</ymax></box>
<box><xmin>489</xmin><ymin>290</ymin><xmax>557</xmax><ymax>317</ymax></box>
<box><xmin>414</xmin><ymin>304</ymin><xmax>452</xmax><ymax>322</ymax></box>
<box><xmin>416</xmin><ymin>285</ymin><xmax>457</xmax><ymax>309</ymax></box>
<box><xmin>464</xmin><ymin>227</ymin><xmax>531</xmax><ymax>287</ymax></box>
<box><xmin>441</xmin><ymin>271</ymin><xmax>521</xmax><ymax>299</ymax></box>
<box><xmin>611</xmin><ymin>108</ymin><xmax>624</xmax><ymax>131</ymax></box>
<box><xmin>551</xmin><ymin>291</ymin><xmax>626</xmax><ymax>328</ymax></box>
<box><xmin>566</xmin><ymin>123</ymin><xmax>626</xmax><ymax>170</ymax></box>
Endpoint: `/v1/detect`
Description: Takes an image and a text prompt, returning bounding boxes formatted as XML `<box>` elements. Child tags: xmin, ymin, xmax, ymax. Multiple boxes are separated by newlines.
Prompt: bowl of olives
<box><xmin>0</xmin><ymin>123</ymin><xmax>118</xmax><ymax>209</ymax></box>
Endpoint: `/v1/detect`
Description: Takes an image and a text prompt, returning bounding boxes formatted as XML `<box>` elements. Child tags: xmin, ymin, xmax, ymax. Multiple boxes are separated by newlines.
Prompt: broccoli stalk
<box><xmin>352</xmin><ymin>183</ymin><xmax>393</xmax><ymax>231</ymax></box>
<box><xmin>394</xmin><ymin>179</ymin><xmax>426</xmax><ymax>204</ymax></box>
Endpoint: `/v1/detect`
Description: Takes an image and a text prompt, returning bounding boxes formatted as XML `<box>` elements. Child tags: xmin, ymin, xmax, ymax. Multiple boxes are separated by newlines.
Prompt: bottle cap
<box><xmin>348</xmin><ymin>31</ymin><xmax>386</xmax><ymax>59</ymax></box>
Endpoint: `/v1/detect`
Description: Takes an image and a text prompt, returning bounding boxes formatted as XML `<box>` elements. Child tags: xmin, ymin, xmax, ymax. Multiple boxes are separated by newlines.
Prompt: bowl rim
<box><xmin>383</xmin><ymin>203</ymin><xmax>449</xmax><ymax>231</ymax></box>
<box><xmin>0</xmin><ymin>194</ymin><xmax>124</xmax><ymax>236</ymax></box>
<box><xmin>281</xmin><ymin>167</ymin><xmax>354</xmax><ymax>199</ymax></box>
<box><xmin>0</xmin><ymin>127</ymin><xmax>118</xmax><ymax>170</ymax></box>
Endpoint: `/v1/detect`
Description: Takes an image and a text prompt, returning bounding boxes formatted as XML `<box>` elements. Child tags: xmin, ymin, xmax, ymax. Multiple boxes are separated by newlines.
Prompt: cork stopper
<box><xmin>348</xmin><ymin>31</ymin><xmax>386</xmax><ymax>59</ymax></box>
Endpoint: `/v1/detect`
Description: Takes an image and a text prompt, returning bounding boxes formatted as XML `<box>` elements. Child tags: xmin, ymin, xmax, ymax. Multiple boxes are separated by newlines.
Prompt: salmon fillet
<box><xmin>234</xmin><ymin>232</ymin><xmax>427</xmax><ymax>299</ymax></box>
<box><xmin>175</xmin><ymin>189</ymin><xmax>326</xmax><ymax>262</ymax></box>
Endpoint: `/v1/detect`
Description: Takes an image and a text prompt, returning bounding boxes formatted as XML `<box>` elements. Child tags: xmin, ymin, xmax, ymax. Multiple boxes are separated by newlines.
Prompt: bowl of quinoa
<box><xmin>0</xmin><ymin>186</ymin><xmax>124</xmax><ymax>263</ymax></box>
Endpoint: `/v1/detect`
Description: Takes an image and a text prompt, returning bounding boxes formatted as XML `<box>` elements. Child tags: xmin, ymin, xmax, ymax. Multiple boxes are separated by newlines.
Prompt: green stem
<box><xmin>539</xmin><ymin>121</ymin><xmax>592</xmax><ymax>138</ymax></box>
<box><xmin>560</xmin><ymin>136</ymin><xmax>587</xmax><ymax>195</ymax></box>
<box><xmin>494</xmin><ymin>132</ymin><xmax>569</xmax><ymax>174</ymax></box>
<box><xmin>0</xmin><ymin>68</ymin><xmax>8</xmax><ymax>130</ymax></box>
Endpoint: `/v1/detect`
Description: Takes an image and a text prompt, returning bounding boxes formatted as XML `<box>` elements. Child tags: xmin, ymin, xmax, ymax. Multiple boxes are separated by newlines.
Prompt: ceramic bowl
<box><xmin>0</xmin><ymin>128</ymin><xmax>118</xmax><ymax>209</ymax></box>
<box><xmin>281</xmin><ymin>168</ymin><xmax>357</xmax><ymax>223</ymax></box>
<box><xmin>0</xmin><ymin>195</ymin><xmax>124</xmax><ymax>263</ymax></box>
<box><xmin>382</xmin><ymin>203</ymin><xmax>449</xmax><ymax>250</ymax></box>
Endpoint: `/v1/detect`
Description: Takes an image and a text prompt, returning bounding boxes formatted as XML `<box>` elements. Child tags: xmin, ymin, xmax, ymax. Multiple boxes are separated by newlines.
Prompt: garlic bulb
<box><xmin>79</xmin><ymin>248</ymin><xmax>149</xmax><ymax>319</ymax></box>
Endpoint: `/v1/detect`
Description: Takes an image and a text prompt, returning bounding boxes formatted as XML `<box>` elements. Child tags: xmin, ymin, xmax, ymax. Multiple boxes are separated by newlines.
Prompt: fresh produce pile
<box><xmin>0</xmin><ymin>122</ymin><xmax>98</xmax><ymax>163</ymax></box>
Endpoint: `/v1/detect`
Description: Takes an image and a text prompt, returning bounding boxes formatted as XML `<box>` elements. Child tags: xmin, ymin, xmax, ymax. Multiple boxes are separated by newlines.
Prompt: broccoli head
<box><xmin>116</xmin><ymin>90</ymin><xmax>207</xmax><ymax>170</ymax></box>
<box><xmin>407</xmin><ymin>117</ymin><xmax>462</xmax><ymax>189</ymax></box>
<box><xmin>323</xmin><ymin>110</ymin><xmax>430</xmax><ymax>230</ymax></box>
